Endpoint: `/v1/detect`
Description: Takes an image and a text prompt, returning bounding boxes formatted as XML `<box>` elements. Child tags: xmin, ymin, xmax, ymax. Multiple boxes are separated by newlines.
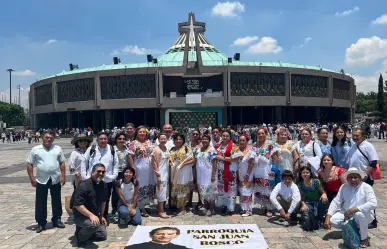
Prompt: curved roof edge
<box><xmin>38</xmin><ymin>61</ymin><xmax>346</xmax><ymax>81</ymax></box>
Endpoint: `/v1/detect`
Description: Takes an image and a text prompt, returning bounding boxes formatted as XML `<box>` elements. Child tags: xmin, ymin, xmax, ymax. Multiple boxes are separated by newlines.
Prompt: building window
<box><xmin>230</xmin><ymin>73</ymin><xmax>285</xmax><ymax>96</ymax></box>
<box><xmin>57</xmin><ymin>78</ymin><xmax>95</xmax><ymax>103</ymax></box>
<box><xmin>100</xmin><ymin>75</ymin><xmax>156</xmax><ymax>99</ymax></box>
<box><xmin>333</xmin><ymin>78</ymin><xmax>350</xmax><ymax>100</ymax></box>
<box><xmin>291</xmin><ymin>75</ymin><xmax>328</xmax><ymax>97</ymax></box>
<box><xmin>35</xmin><ymin>84</ymin><xmax>52</xmax><ymax>106</ymax></box>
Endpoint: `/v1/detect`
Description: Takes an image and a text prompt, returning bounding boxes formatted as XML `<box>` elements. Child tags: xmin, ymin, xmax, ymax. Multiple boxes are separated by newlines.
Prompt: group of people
<box><xmin>26</xmin><ymin>122</ymin><xmax>380</xmax><ymax>248</ymax></box>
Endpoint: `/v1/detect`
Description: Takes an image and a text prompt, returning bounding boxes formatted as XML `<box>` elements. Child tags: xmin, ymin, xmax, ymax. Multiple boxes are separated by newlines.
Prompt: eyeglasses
<box><xmin>117</xmin><ymin>138</ymin><xmax>126</xmax><ymax>140</ymax></box>
<box><xmin>96</xmin><ymin>170</ymin><xmax>106</xmax><ymax>174</ymax></box>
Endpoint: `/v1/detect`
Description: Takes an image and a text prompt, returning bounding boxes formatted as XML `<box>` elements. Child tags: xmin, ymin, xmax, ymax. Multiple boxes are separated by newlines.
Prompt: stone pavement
<box><xmin>0</xmin><ymin>137</ymin><xmax>387</xmax><ymax>249</ymax></box>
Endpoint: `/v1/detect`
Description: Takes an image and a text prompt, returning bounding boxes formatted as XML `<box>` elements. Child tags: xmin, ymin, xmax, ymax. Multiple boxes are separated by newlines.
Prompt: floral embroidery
<box><xmin>254</xmin><ymin>140</ymin><xmax>278</xmax><ymax>160</ymax></box>
<box><xmin>170</xmin><ymin>146</ymin><xmax>192</xmax><ymax>162</ymax></box>
<box><xmin>128</xmin><ymin>140</ymin><xmax>153</xmax><ymax>159</ymax></box>
<box><xmin>194</xmin><ymin>148</ymin><xmax>217</xmax><ymax>162</ymax></box>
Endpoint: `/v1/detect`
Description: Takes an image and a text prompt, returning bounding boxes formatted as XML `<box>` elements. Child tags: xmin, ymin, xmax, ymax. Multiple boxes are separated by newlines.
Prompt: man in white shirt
<box><xmin>270</xmin><ymin>170</ymin><xmax>301</xmax><ymax>225</ymax></box>
<box><xmin>347</xmin><ymin>127</ymin><xmax>379</xmax><ymax>186</ymax></box>
<box><xmin>324</xmin><ymin>168</ymin><xmax>377</xmax><ymax>248</ymax></box>
<box><xmin>81</xmin><ymin>132</ymin><xmax>119</xmax><ymax>218</ymax></box>
<box><xmin>27</xmin><ymin>130</ymin><xmax>66</xmax><ymax>233</ymax></box>
<box><xmin>155</xmin><ymin>124</ymin><xmax>174</xmax><ymax>150</ymax></box>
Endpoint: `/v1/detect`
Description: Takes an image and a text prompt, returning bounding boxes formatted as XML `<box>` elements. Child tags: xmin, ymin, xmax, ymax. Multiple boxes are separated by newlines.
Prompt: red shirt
<box><xmin>318</xmin><ymin>166</ymin><xmax>346</xmax><ymax>193</ymax></box>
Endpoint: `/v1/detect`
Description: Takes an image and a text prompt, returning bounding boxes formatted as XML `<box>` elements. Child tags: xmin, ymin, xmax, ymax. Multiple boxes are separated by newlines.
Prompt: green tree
<box><xmin>376</xmin><ymin>74</ymin><xmax>385</xmax><ymax>116</ymax></box>
<box><xmin>0</xmin><ymin>102</ymin><xmax>26</xmax><ymax>126</ymax></box>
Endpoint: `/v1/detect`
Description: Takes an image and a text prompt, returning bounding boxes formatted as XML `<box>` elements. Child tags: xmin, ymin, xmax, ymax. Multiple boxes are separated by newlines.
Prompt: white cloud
<box><xmin>353</xmin><ymin>59</ymin><xmax>387</xmax><ymax>93</ymax></box>
<box><xmin>45</xmin><ymin>39</ymin><xmax>58</xmax><ymax>44</ymax></box>
<box><xmin>372</xmin><ymin>14</ymin><xmax>387</xmax><ymax>25</ymax></box>
<box><xmin>211</xmin><ymin>1</ymin><xmax>245</xmax><ymax>17</ymax></box>
<box><xmin>246</xmin><ymin>37</ymin><xmax>283</xmax><ymax>54</ymax></box>
<box><xmin>13</xmin><ymin>69</ymin><xmax>36</xmax><ymax>77</ymax></box>
<box><xmin>353</xmin><ymin>75</ymin><xmax>378</xmax><ymax>93</ymax></box>
<box><xmin>345</xmin><ymin>36</ymin><xmax>387</xmax><ymax>66</ymax></box>
<box><xmin>111</xmin><ymin>45</ymin><xmax>150</xmax><ymax>56</ymax></box>
<box><xmin>300</xmin><ymin>37</ymin><xmax>312</xmax><ymax>48</ymax></box>
<box><xmin>232</xmin><ymin>36</ymin><xmax>258</xmax><ymax>46</ymax></box>
<box><xmin>335</xmin><ymin>6</ymin><xmax>359</xmax><ymax>17</ymax></box>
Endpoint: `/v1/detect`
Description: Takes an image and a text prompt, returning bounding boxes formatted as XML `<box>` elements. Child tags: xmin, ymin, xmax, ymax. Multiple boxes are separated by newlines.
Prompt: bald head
<box><xmin>163</xmin><ymin>124</ymin><xmax>173</xmax><ymax>138</ymax></box>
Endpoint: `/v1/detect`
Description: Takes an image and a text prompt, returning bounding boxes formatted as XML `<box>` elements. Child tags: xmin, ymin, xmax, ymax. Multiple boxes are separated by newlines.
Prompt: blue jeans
<box><xmin>305</xmin><ymin>200</ymin><xmax>328</xmax><ymax>222</ymax></box>
<box><xmin>118</xmin><ymin>205</ymin><xmax>142</xmax><ymax>226</ymax></box>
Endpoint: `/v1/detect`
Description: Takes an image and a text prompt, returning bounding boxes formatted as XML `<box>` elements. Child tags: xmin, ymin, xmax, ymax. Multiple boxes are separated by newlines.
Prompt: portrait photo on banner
<box><xmin>125</xmin><ymin>224</ymin><xmax>268</xmax><ymax>249</ymax></box>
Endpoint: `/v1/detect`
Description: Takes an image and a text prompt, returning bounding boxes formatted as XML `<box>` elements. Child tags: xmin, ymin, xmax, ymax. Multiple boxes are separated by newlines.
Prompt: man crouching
<box><xmin>72</xmin><ymin>163</ymin><xmax>108</xmax><ymax>247</ymax></box>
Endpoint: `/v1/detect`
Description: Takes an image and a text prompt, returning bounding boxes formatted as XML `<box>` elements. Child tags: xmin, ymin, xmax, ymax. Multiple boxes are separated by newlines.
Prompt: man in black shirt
<box><xmin>72</xmin><ymin>163</ymin><xmax>108</xmax><ymax>247</ymax></box>
<box><xmin>124</xmin><ymin>227</ymin><xmax>191</xmax><ymax>249</ymax></box>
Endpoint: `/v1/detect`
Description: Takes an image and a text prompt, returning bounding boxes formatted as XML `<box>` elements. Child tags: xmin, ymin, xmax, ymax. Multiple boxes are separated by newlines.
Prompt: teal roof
<box><xmin>39</xmin><ymin>59</ymin><xmax>339</xmax><ymax>81</ymax></box>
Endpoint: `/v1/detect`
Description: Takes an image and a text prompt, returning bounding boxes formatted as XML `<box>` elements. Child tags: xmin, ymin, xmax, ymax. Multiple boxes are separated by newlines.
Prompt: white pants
<box><xmin>330</xmin><ymin>211</ymin><xmax>374</xmax><ymax>240</ymax></box>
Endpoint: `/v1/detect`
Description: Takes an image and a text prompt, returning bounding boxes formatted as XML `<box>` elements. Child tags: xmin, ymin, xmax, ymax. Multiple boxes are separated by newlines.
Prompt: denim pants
<box><xmin>305</xmin><ymin>200</ymin><xmax>328</xmax><ymax>222</ymax></box>
<box><xmin>35</xmin><ymin>178</ymin><xmax>62</xmax><ymax>226</ymax></box>
<box><xmin>118</xmin><ymin>205</ymin><xmax>142</xmax><ymax>226</ymax></box>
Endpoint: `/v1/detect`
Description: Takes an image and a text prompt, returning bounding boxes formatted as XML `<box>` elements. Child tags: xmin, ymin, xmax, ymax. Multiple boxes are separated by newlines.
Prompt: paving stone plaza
<box><xmin>0</xmin><ymin>137</ymin><xmax>386</xmax><ymax>249</ymax></box>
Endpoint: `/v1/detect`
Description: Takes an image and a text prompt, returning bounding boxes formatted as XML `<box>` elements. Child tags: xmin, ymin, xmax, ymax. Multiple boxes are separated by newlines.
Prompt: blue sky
<box><xmin>1</xmin><ymin>0</ymin><xmax>387</xmax><ymax>107</ymax></box>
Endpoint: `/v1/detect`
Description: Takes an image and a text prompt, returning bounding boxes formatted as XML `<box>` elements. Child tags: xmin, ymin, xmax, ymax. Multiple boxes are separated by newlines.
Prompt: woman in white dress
<box><xmin>215</xmin><ymin>130</ymin><xmax>243</xmax><ymax>215</ymax></box>
<box><xmin>276</xmin><ymin>127</ymin><xmax>297</xmax><ymax>174</ymax></box>
<box><xmin>253</xmin><ymin>127</ymin><xmax>279</xmax><ymax>217</ymax></box>
<box><xmin>151</xmin><ymin>132</ymin><xmax>170</xmax><ymax>218</ymax></box>
<box><xmin>238</xmin><ymin>134</ymin><xmax>255</xmax><ymax>216</ymax></box>
<box><xmin>194</xmin><ymin>134</ymin><xmax>218</xmax><ymax>216</ymax></box>
<box><xmin>69</xmin><ymin>134</ymin><xmax>92</xmax><ymax>189</ymax></box>
<box><xmin>127</xmin><ymin>126</ymin><xmax>155</xmax><ymax>217</ymax></box>
<box><xmin>169</xmin><ymin>133</ymin><xmax>195</xmax><ymax>216</ymax></box>
<box><xmin>294</xmin><ymin>128</ymin><xmax>323</xmax><ymax>178</ymax></box>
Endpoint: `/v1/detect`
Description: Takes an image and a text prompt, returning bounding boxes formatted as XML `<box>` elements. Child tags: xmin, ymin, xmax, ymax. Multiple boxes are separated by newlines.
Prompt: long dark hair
<box><xmin>331</xmin><ymin>126</ymin><xmax>348</xmax><ymax>147</ymax></box>
<box><xmin>319</xmin><ymin>153</ymin><xmax>335</xmax><ymax>170</ymax></box>
<box><xmin>298</xmin><ymin>165</ymin><xmax>315</xmax><ymax>183</ymax></box>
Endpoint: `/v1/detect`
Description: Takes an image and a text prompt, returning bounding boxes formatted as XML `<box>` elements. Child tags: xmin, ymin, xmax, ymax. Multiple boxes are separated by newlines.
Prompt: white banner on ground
<box><xmin>126</xmin><ymin>224</ymin><xmax>268</xmax><ymax>249</ymax></box>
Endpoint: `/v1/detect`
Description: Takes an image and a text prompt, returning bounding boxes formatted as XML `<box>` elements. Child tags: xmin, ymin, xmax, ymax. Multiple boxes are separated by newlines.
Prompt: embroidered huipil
<box><xmin>194</xmin><ymin>147</ymin><xmax>218</xmax><ymax>201</ymax></box>
<box><xmin>277</xmin><ymin>141</ymin><xmax>295</xmax><ymax>173</ymax></box>
<box><xmin>128</xmin><ymin>140</ymin><xmax>155</xmax><ymax>201</ymax></box>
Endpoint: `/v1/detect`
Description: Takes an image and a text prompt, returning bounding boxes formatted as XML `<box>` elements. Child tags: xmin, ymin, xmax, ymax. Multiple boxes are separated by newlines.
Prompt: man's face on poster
<box><xmin>151</xmin><ymin>229</ymin><xmax>178</xmax><ymax>243</ymax></box>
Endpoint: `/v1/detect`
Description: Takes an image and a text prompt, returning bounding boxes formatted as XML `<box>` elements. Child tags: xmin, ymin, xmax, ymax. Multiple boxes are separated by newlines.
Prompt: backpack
<box><xmin>86</xmin><ymin>145</ymin><xmax>116</xmax><ymax>172</ymax></box>
<box><xmin>300</xmin><ymin>210</ymin><xmax>319</xmax><ymax>231</ymax></box>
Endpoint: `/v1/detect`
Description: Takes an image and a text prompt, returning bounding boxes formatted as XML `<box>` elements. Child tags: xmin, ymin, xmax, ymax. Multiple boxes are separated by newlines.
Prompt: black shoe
<box><xmin>36</xmin><ymin>225</ymin><xmax>46</xmax><ymax>233</ymax></box>
<box><xmin>53</xmin><ymin>221</ymin><xmax>65</xmax><ymax>228</ymax></box>
<box><xmin>369</xmin><ymin>219</ymin><xmax>378</xmax><ymax>229</ymax></box>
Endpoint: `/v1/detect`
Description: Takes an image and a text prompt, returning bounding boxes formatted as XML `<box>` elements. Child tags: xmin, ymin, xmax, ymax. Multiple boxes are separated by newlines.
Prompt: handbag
<box><xmin>342</xmin><ymin>217</ymin><xmax>360</xmax><ymax>249</ymax></box>
<box><xmin>356</xmin><ymin>145</ymin><xmax>382</xmax><ymax>180</ymax></box>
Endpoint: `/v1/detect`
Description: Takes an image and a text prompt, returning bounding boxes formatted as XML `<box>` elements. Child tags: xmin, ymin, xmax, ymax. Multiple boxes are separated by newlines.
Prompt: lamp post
<box><xmin>6</xmin><ymin>69</ymin><xmax>14</xmax><ymax>104</ymax></box>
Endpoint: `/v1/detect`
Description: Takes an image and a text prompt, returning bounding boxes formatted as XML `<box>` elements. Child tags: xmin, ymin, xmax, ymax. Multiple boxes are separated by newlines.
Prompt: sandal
<box><xmin>360</xmin><ymin>238</ymin><xmax>370</xmax><ymax>248</ymax></box>
<box><xmin>242</xmin><ymin>211</ymin><xmax>252</xmax><ymax>217</ymax></box>
<box><xmin>266</xmin><ymin>211</ymin><xmax>273</xmax><ymax>217</ymax></box>
<box><xmin>158</xmin><ymin>212</ymin><xmax>170</xmax><ymax>219</ymax></box>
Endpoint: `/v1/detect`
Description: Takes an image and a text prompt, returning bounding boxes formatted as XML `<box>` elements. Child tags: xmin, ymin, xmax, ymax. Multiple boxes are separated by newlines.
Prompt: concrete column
<box><xmin>328</xmin><ymin>75</ymin><xmax>333</xmax><ymax>105</ymax></box>
<box><xmin>158</xmin><ymin>71</ymin><xmax>164</xmax><ymax>105</ymax></box>
<box><xmin>52</xmin><ymin>81</ymin><xmax>57</xmax><ymax>111</ymax></box>
<box><xmin>227</xmin><ymin>70</ymin><xmax>231</xmax><ymax>104</ymax></box>
<box><xmin>223</xmin><ymin>71</ymin><xmax>228</xmax><ymax>104</ymax></box>
<box><xmin>95</xmin><ymin>75</ymin><xmax>101</xmax><ymax>107</ymax></box>
<box><xmin>160</xmin><ymin>109</ymin><xmax>166</xmax><ymax>127</ymax></box>
<box><xmin>105</xmin><ymin>110</ymin><xmax>111</xmax><ymax>129</ymax></box>
<box><xmin>285</xmin><ymin>71</ymin><xmax>290</xmax><ymax>105</ymax></box>
<box><xmin>155</xmin><ymin>71</ymin><xmax>159</xmax><ymax>104</ymax></box>
<box><xmin>33</xmin><ymin>114</ymin><xmax>38</xmax><ymax>130</ymax></box>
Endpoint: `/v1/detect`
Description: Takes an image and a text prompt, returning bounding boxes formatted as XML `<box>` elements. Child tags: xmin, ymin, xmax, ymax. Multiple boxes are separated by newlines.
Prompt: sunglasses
<box><xmin>96</xmin><ymin>170</ymin><xmax>106</xmax><ymax>174</ymax></box>
<box><xmin>117</xmin><ymin>138</ymin><xmax>126</xmax><ymax>140</ymax></box>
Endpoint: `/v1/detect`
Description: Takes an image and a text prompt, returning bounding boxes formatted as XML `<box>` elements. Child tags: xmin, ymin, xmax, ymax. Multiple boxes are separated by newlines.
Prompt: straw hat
<box><xmin>343</xmin><ymin>167</ymin><xmax>367</xmax><ymax>180</ymax></box>
<box><xmin>71</xmin><ymin>134</ymin><xmax>93</xmax><ymax>145</ymax></box>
